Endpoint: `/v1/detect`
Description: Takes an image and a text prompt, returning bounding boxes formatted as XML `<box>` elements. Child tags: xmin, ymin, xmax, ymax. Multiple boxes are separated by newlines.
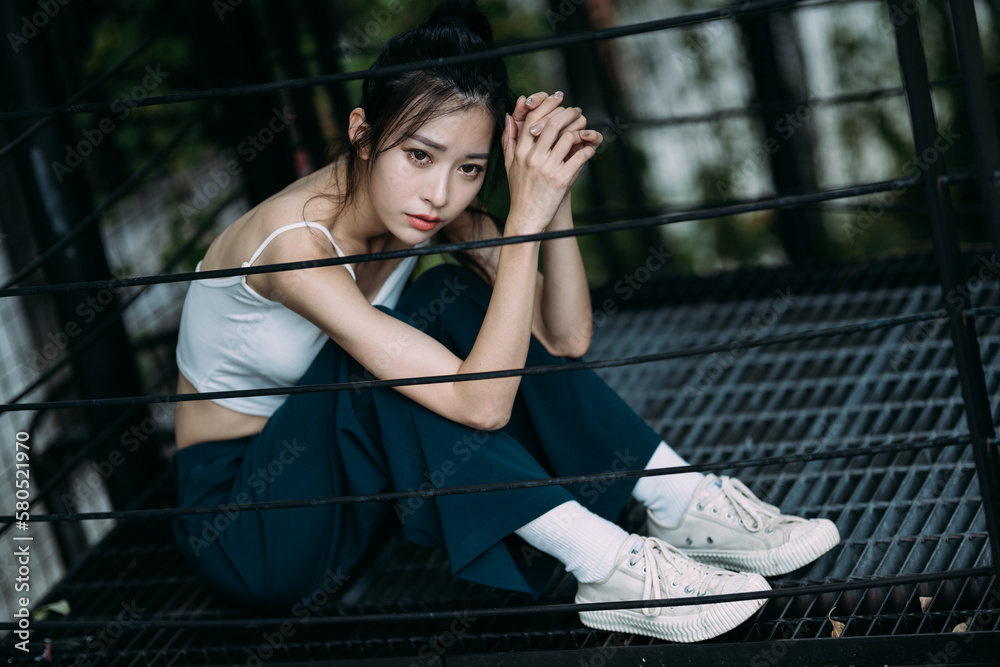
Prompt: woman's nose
<box><xmin>422</xmin><ymin>170</ymin><xmax>449</xmax><ymax>208</ymax></box>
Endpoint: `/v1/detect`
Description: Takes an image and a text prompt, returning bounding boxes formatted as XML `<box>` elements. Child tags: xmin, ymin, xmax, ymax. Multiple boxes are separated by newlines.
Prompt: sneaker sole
<box><xmin>676</xmin><ymin>520</ymin><xmax>840</xmax><ymax>577</ymax></box>
<box><xmin>576</xmin><ymin>574</ymin><xmax>770</xmax><ymax>643</ymax></box>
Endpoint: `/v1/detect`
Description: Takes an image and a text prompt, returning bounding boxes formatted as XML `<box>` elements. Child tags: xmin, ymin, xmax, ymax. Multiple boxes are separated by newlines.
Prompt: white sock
<box><xmin>631</xmin><ymin>441</ymin><xmax>707</xmax><ymax>527</ymax></box>
<box><xmin>514</xmin><ymin>500</ymin><xmax>630</xmax><ymax>583</ymax></box>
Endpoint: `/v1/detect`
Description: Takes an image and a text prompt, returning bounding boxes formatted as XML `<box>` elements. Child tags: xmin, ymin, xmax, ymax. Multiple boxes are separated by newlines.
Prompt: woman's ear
<box><xmin>347</xmin><ymin>108</ymin><xmax>370</xmax><ymax>161</ymax></box>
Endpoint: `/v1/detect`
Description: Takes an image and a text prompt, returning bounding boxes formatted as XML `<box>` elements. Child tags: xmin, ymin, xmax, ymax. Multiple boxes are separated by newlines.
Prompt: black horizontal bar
<box><xmin>0</xmin><ymin>306</ymin><xmax>944</xmax><ymax>412</ymax></box>
<box><xmin>1</xmin><ymin>566</ymin><xmax>990</xmax><ymax>630</ymax></box>
<box><xmin>0</xmin><ymin>433</ymin><xmax>971</xmax><ymax>523</ymax></box>
<box><xmin>0</xmin><ymin>113</ymin><xmax>204</xmax><ymax>291</ymax></box>
<box><xmin>0</xmin><ymin>0</ymin><xmax>838</xmax><ymax>123</ymax></box>
<box><xmin>0</xmin><ymin>175</ymin><xmax>921</xmax><ymax>297</ymax></box>
<box><xmin>0</xmin><ymin>0</ymin><xmax>203</xmax><ymax>160</ymax></box>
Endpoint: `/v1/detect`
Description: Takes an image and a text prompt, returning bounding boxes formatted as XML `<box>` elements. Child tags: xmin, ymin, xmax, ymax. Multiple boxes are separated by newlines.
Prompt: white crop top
<box><xmin>175</xmin><ymin>221</ymin><xmax>426</xmax><ymax>417</ymax></box>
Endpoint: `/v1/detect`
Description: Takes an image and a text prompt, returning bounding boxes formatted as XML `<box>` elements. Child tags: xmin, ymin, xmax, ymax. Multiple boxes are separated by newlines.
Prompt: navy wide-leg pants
<box><xmin>171</xmin><ymin>263</ymin><xmax>662</xmax><ymax>613</ymax></box>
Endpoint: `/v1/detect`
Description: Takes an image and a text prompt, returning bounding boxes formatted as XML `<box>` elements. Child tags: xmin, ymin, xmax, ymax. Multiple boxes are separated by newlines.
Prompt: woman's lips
<box><xmin>406</xmin><ymin>214</ymin><xmax>439</xmax><ymax>231</ymax></box>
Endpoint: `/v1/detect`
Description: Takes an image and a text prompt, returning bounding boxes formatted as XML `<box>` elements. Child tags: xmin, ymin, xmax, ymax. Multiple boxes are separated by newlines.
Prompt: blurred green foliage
<box><xmin>64</xmin><ymin>0</ymin><xmax>1000</xmax><ymax>283</ymax></box>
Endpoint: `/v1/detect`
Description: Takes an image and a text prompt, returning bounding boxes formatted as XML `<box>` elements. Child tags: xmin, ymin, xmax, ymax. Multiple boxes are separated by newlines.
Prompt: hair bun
<box><xmin>428</xmin><ymin>0</ymin><xmax>493</xmax><ymax>45</ymax></box>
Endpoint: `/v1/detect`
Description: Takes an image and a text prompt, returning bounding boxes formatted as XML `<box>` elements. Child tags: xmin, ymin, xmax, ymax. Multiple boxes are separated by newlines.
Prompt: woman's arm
<box><xmin>535</xmin><ymin>191</ymin><xmax>592</xmax><ymax>358</ymax></box>
<box><xmin>256</xmin><ymin>102</ymin><xmax>595</xmax><ymax>431</ymax></box>
<box><xmin>448</xmin><ymin>93</ymin><xmax>602</xmax><ymax>357</ymax></box>
<box><xmin>446</xmin><ymin>196</ymin><xmax>592</xmax><ymax>358</ymax></box>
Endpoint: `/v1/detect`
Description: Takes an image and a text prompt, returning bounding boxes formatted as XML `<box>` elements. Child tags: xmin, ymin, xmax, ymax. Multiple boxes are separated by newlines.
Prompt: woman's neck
<box><xmin>318</xmin><ymin>159</ymin><xmax>397</xmax><ymax>256</ymax></box>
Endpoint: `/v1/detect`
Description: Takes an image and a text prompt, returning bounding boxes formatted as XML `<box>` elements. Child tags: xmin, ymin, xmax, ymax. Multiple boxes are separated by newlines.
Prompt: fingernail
<box><xmin>554</xmin><ymin>90</ymin><xmax>564</xmax><ymax>97</ymax></box>
<box><xmin>525</xmin><ymin>96</ymin><xmax>535</xmax><ymax>106</ymax></box>
<box><xmin>529</xmin><ymin>123</ymin><xmax>541</xmax><ymax>135</ymax></box>
<box><xmin>581</xmin><ymin>130</ymin><xmax>590</xmax><ymax>138</ymax></box>
<box><xmin>574</xmin><ymin>107</ymin><xmax>582</xmax><ymax>113</ymax></box>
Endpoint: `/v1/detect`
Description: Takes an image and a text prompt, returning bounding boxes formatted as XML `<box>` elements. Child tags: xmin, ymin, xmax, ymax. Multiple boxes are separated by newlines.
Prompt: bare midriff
<box><xmin>174</xmin><ymin>371</ymin><xmax>270</xmax><ymax>450</ymax></box>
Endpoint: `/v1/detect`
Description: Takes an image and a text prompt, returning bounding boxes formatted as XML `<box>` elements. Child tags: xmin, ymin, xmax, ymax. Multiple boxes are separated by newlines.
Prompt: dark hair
<box><xmin>313</xmin><ymin>0</ymin><xmax>511</xmax><ymax>279</ymax></box>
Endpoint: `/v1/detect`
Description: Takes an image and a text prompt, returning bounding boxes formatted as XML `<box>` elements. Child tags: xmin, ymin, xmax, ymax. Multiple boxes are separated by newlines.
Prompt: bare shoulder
<box><xmin>201</xmin><ymin>170</ymin><xmax>327</xmax><ymax>266</ymax></box>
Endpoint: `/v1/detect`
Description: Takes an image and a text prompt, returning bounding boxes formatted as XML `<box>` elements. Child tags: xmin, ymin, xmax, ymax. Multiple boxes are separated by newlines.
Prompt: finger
<box><xmin>502</xmin><ymin>114</ymin><xmax>516</xmax><ymax>172</ymax></box>
<box><xmin>569</xmin><ymin>130</ymin><xmax>604</xmax><ymax>164</ymax></box>
<box><xmin>518</xmin><ymin>100</ymin><xmax>570</xmax><ymax>155</ymax></box>
<box><xmin>560</xmin><ymin>112</ymin><xmax>588</xmax><ymax>137</ymax></box>
<box><xmin>562</xmin><ymin>140</ymin><xmax>597</xmax><ymax>176</ymax></box>
<box><xmin>513</xmin><ymin>91</ymin><xmax>551</xmax><ymax>126</ymax></box>
<box><xmin>529</xmin><ymin>107</ymin><xmax>585</xmax><ymax>139</ymax></box>
<box><xmin>579</xmin><ymin>129</ymin><xmax>602</xmax><ymax>147</ymax></box>
<box><xmin>524</xmin><ymin>91</ymin><xmax>565</xmax><ymax>129</ymax></box>
<box><xmin>529</xmin><ymin>106</ymin><xmax>582</xmax><ymax>145</ymax></box>
<box><xmin>511</xmin><ymin>93</ymin><xmax>536</xmax><ymax>124</ymax></box>
<box><xmin>545</xmin><ymin>128</ymin><xmax>580</xmax><ymax>167</ymax></box>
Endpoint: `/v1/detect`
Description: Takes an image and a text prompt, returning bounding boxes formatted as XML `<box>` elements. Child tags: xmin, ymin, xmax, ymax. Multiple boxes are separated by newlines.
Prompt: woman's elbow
<box><xmin>545</xmin><ymin>333</ymin><xmax>591</xmax><ymax>359</ymax></box>
<box><xmin>557</xmin><ymin>338</ymin><xmax>590</xmax><ymax>359</ymax></box>
<box><xmin>463</xmin><ymin>403</ymin><xmax>511</xmax><ymax>432</ymax></box>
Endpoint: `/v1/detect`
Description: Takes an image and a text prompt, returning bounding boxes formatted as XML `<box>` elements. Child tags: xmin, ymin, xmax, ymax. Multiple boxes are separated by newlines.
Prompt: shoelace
<box><xmin>629</xmin><ymin>538</ymin><xmax>721</xmax><ymax>616</ymax></box>
<box><xmin>698</xmin><ymin>476</ymin><xmax>796</xmax><ymax>534</ymax></box>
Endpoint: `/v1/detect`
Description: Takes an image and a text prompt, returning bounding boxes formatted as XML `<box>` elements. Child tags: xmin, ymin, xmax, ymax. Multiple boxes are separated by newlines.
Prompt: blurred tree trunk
<box><xmin>248</xmin><ymin>0</ymin><xmax>327</xmax><ymax>171</ymax></box>
<box><xmin>300</xmin><ymin>0</ymin><xmax>356</xmax><ymax>143</ymax></box>
<box><xmin>0</xmin><ymin>0</ymin><xmax>162</xmax><ymax>512</ymax></box>
<box><xmin>736</xmin><ymin>0</ymin><xmax>825</xmax><ymax>265</ymax></box>
<box><xmin>191</xmin><ymin>0</ymin><xmax>297</xmax><ymax>205</ymax></box>
<box><xmin>548</xmin><ymin>0</ymin><xmax>672</xmax><ymax>279</ymax></box>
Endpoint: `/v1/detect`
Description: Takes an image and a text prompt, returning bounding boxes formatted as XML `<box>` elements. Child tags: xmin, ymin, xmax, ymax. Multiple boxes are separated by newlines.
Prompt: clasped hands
<box><xmin>501</xmin><ymin>90</ymin><xmax>603</xmax><ymax>234</ymax></box>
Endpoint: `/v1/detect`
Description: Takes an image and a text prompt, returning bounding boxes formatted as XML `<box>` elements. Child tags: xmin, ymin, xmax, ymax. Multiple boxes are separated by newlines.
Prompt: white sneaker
<box><xmin>575</xmin><ymin>534</ymin><xmax>769</xmax><ymax>643</ymax></box>
<box><xmin>645</xmin><ymin>474</ymin><xmax>840</xmax><ymax>576</ymax></box>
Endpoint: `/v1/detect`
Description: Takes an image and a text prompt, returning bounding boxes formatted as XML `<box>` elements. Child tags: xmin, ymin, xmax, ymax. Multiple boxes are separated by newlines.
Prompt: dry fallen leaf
<box><xmin>827</xmin><ymin>607</ymin><xmax>845</xmax><ymax>638</ymax></box>
<box><xmin>919</xmin><ymin>596</ymin><xmax>932</xmax><ymax>613</ymax></box>
<box><xmin>31</xmin><ymin>599</ymin><xmax>71</xmax><ymax>622</ymax></box>
<box><xmin>952</xmin><ymin>617</ymin><xmax>973</xmax><ymax>632</ymax></box>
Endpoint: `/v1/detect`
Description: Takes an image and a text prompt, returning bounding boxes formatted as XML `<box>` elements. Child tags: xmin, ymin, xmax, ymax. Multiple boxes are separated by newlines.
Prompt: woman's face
<box><xmin>367</xmin><ymin>107</ymin><xmax>494</xmax><ymax>244</ymax></box>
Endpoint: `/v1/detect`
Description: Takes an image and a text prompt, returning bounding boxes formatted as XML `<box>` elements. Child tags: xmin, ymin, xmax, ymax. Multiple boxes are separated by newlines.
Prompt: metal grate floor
<box><xmin>3</xmin><ymin>251</ymin><xmax>999</xmax><ymax>665</ymax></box>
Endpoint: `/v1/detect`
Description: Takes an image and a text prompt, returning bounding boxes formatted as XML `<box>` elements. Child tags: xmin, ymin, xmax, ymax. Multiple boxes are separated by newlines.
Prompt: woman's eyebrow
<box><xmin>412</xmin><ymin>134</ymin><xmax>489</xmax><ymax>160</ymax></box>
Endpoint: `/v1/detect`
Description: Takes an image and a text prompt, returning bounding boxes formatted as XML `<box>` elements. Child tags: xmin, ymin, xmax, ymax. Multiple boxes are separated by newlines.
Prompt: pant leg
<box><xmin>171</xmin><ymin>339</ymin><xmax>397</xmax><ymax>613</ymax></box>
<box><xmin>397</xmin><ymin>263</ymin><xmax>663</xmax><ymax>520</ymax></box>
<box><xmin>172</xmin><ymin>302</ymin><xmax>579</xmax><ymax>611</ymax></box>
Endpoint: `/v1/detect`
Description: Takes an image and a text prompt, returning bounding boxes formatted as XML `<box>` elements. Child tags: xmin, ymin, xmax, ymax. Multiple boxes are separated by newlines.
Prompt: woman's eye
<box><xmin>408</xmin><ymin>149</ymin><xmax>430</xmax><ymax>164</ymax></box>
<box><xmin>461</xmin><ymin>164</ymin><xmax>484</xmax><ymax>177</ymax></box>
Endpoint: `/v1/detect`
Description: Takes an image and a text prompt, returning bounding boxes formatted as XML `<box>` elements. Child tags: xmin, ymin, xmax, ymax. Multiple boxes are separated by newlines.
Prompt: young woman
<box><xmin>171</xmin><ymin>0</ymin><xmax>839</xmax><ymax>643</ymax></box>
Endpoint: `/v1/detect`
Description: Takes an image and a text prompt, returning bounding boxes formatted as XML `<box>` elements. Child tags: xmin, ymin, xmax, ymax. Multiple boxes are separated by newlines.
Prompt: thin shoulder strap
<box><xmin>245</xmin><ymin>221</ymin><xmax>355</xmax><ymax>280</ymax></box>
